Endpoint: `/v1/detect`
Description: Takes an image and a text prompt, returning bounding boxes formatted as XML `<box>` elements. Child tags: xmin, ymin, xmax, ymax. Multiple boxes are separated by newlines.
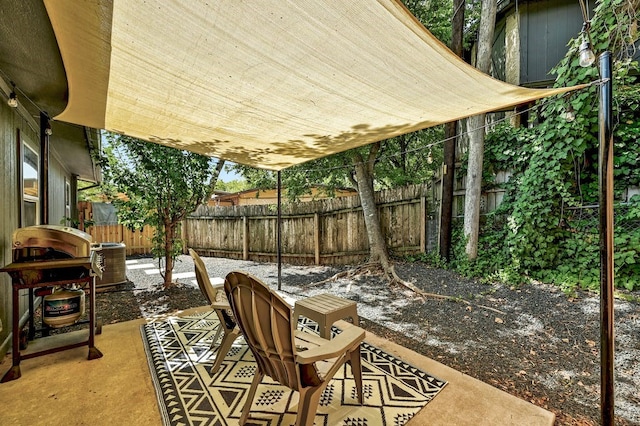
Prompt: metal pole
<box><xmin>39</xmin><ymin>112</ymin><xmax>50</xmax><ymax>225</ymax></box>
<box><xmin>277</xmin><ymin>171</ymin><xmax>282</xmax><ymax>291</ymax></box>
<box><xmin>598</xmin><ymin>51</ymin><xmax>614</xmax><ymax>426</ymax></box>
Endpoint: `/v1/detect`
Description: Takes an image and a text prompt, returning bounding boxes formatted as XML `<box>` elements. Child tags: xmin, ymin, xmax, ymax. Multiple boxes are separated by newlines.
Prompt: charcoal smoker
<box><xmin>0</xmin><ymin>225</ymin><xmax>104</xmax><ymax>382</ymax></box>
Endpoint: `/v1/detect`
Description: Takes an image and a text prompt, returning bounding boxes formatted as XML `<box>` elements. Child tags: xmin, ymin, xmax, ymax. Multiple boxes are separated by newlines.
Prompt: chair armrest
<box><xmin>210</xmin><ymin>284</ymin><xmax>231</xmax><ymax>309</ymax></box>
<box><xmin>211</xmin><ymin>301</ymin><xmax>230</xmax><ymax>310</ymax></box>
<box><xmin>295</xmin><ymin>326</ymin><xmax>365</xmax><ymax>364</ymax></box>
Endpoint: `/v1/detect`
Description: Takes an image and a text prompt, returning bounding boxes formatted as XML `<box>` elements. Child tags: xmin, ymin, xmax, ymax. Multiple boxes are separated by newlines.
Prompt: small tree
<box><xmin>98</xmin><ymin>133</ymin><xmax>224</xmax><ymax>287</ymax></box>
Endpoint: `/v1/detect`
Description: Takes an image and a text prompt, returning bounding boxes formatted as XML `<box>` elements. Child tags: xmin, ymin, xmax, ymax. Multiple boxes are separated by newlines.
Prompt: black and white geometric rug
<box><xmin>141</xmin><ymin>311</ymin><xmax>446</xmax><ymax>426</ymax></box>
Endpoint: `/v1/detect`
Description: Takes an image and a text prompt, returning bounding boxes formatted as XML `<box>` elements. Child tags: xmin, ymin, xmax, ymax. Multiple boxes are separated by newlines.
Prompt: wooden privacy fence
<box><xmin>185</xmin><ymin>184</ymin><xmax>436</xmax><ymax>265</ymax></box>
<box><xmin>78</xmin><ymin>201</ymin><xmax>155</xmax><ymax>255</ymax></box>
<box><xmin>87</xmin><ymin>225</ymin><xmax>155</xmax><ymax>256</ymax></box>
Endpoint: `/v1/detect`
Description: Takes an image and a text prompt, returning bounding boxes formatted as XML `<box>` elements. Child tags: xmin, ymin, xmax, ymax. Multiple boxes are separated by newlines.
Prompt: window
<box><xmin>22</xmin><ymin>143</ymin><xmax>39</xmax><ymax>227</ymax></box>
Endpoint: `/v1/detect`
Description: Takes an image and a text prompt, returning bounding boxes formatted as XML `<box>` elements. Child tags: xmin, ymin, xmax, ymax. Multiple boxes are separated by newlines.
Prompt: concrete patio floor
<box><xmin>0</xmin><ymin>306</ymin><xmax>555</xmax><ymax>426</ymax></box>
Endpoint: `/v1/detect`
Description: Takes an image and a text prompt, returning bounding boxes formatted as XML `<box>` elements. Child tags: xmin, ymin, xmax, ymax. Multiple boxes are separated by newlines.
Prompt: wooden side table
<box><xmin>293</xmin><ymin>293</ymin><xmax>359</xmax><ymax>339</ymax></box>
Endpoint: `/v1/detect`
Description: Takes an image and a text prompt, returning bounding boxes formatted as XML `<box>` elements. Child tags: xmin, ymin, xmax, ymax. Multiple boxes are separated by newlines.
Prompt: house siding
<box><xmin>49</xmin><ymin>153</ymin><xmax>69</xmax><ymax>226</ymax></box>
<box><xmin>0</xmin><ymin>101</ymin><xmax>72</xmax><ymax>359</ymax></box>
<box><xmin>1</xmin><ymin>101</ymin><xmax>29</xmax><ymax>358</ymax></box>
<box><xmin>517</xmin><ymin>0</ymin><xmax>592</xmax><ymax>86</ymax></box>
<box><xmin>505</xmin><ymin>13</ymin><xmax>520</xmax><ymax>85</ymax></box>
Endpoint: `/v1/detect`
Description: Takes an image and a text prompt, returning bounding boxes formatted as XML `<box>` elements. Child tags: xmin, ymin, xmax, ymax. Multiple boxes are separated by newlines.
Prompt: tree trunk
<box><xmin>163</xmin><ymin>219</ymin><xmax>174</xmax><ymax>287</ymax></box>
<box><xmin>439</xmin><ymin>0</ymin><xmax>465</xmax><ymax>261</ymax></box>
<box><xmin>464</xmin><ymin>0</ymin><xmax>496</xmax><ymax>260</ymax></box>
<box><xmin>159</xmin><ymin>160</ymin><xmax>222</xmax><ymax>287</ymax></box>
<box><xmin>206</xmin><ymin>159</ymin><xmax>225</xmax><ymax>199</ymax></box>
<box><xmin>352</xmin><ymin>146</ymin><xmax>393</xmax><ymax>277</ymax></box>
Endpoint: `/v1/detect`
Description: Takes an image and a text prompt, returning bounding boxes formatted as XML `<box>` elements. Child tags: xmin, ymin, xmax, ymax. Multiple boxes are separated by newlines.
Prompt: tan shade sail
<box><xmin>44</xmin><ymin>0</ymin><xmax>577</xmax><ymax>171</ymax></box>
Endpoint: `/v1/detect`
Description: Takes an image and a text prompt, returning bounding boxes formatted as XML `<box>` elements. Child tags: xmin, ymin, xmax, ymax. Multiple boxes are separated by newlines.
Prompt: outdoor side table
<box><xmin>293</xmin><ymin>293</ymin><xmax>359</xmax><ymax>339</ymax></box>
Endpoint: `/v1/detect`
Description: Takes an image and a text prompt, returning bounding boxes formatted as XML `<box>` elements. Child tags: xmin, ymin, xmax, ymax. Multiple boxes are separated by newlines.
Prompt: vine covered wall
<box><xmin>449</xmin><ymin>0</ymin><xmax>640</xmax><ymax>291</ymax></box>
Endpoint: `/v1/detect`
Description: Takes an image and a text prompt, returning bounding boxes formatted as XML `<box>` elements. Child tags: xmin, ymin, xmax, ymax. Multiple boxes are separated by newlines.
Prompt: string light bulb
<box><xmin>427</xmin><ymin>148</ymin><xmax>433</xmax><ymax>164</ymax></box>
<box><xmin>7</xmin><ymin>86</ymin><xmax>18</xmax><ymax>108</ymax></box>
<box><xmin>45</xmin><ymin>122</ymin><xmax>53</xmax><ymax>136</ymax></box>
<box><xmin>561</xmin><ymin>104</ymin><xmax>576</xmax><ymax>122</ymax></box>
<box><xmin>579</xmin><ymin>38</ymin><xmax>595</xmax><ymax>67</ymax></box>
<box><xmin>578</xmin><ymin>23</ymin><xmax>595</xmax><ymax>68</ymax></box>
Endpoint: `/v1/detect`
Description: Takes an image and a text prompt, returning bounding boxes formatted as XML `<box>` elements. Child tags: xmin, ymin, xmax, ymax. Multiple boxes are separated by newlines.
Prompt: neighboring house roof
<box><xmin>209</xmin><ymin>187</ymin><xmax>357</xmax><ymax>206</ymax></box>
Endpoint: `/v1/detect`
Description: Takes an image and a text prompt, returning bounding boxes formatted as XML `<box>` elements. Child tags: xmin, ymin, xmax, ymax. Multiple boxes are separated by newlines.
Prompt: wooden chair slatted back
<box><xmin>225</xmin><ymin>271</ymin><xmax>313</xmax><ymax>391</ymax></box>
<box><xmin>188</xmin><ymin>248</ymin><xmax>218</xmax><ymax>304</ymax></box>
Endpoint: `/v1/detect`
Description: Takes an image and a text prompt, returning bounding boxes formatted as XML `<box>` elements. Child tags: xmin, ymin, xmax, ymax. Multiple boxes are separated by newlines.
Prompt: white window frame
<box><xmin>22</xmin><ymin>141</ymin><xmax>39</xmax><ymax>227</ymax></box>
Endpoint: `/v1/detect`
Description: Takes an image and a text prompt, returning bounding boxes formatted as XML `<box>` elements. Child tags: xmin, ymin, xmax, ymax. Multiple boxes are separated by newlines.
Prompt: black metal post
<box><xmin>39</xmin><ymin>112</ymin><xmax>50</xmax><ymax>225</ymax></box>
<box><xmin>277</xmin><ymin>171</ymin><xmax>282</xmax><ymax>291</ymax></box>
<box><xmin>598</xmin><ymin>51</ymin><xmax>614</xmax><ymax>426</ymax></box>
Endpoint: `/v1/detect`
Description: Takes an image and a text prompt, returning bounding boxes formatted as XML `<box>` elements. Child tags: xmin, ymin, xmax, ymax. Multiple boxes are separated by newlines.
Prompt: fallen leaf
<box><xmin>585</xmin><ymin>339</ymin><xmax>596</xmax><ymax>347</ymax></box>
<box><xmin>495</xmin><ymin>317</ymin><xmax>504</xmax><ymax>324</ymax></box>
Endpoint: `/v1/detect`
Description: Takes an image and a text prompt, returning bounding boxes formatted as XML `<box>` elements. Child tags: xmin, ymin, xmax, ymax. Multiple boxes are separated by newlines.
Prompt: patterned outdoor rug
<box><xmin>141</xmin><ymin>311</ymin><xmax>446</xmax><ymax>426</ymax></box>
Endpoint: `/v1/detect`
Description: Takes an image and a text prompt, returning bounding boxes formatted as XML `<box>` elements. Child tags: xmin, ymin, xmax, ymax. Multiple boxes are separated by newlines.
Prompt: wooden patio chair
<box><xmin>188</xmin><ymin>248</ymin><xmax>241</xmax><ymax>374</ymax></box>
<box><xmin>224</xmin><ymin>271</ymin><xmax>365</xmax><ymax>426</ymax></box>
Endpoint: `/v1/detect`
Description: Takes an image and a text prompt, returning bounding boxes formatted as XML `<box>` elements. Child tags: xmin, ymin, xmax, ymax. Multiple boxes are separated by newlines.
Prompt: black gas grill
<box><xmin>0</xmin><ymin>225</ymin><xmax>104</xmax><ymax>382</ymax></box>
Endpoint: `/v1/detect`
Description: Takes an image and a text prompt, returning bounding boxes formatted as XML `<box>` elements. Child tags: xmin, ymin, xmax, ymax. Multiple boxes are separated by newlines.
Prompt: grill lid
<box><xmin>12</xmin><ymin>225</ymin><xmax>94</xmax><ymax>259</ymax></box>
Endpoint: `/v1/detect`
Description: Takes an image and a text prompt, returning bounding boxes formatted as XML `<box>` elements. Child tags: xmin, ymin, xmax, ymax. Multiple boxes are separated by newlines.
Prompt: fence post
<box><xmin>243</xmin><ymin>215</ymin><xmax>249</xmax><ymax>260</ymax></box>
<box><xmin>314</xmin><ymin>212</ymin><xmax>321</xmax><ymax>265</ymax></box>
<box><xmin>420</xmin><ymin>196</ymin><xmax>427</xmax><ymax>253</ymax></box>
<box><xmin>182</xmin><ymin>219</ymin><xmax>189</xmax><ymax>254</ymax></box>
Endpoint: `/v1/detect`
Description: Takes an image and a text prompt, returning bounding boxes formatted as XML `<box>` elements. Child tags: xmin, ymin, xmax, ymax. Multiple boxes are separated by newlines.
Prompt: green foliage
<box><xmin>529</xmin><ymin>198</ymin><xmax>640</xmax><ymax>292</ymax></box>
<box><xmin>403</xmin><ymin>0</ymin><xmax>481</xmax><ymax>58</ymax></box>
<box><xmin>60</xmin><ymin>216</ymin><xmax>94</xmax><ymax>230</ymax></box>
<box><xmin>405</xmin><ymin>250</ymin><xmax>447</xmax><ymax>269</ymax></box>
<box><xmin>374</xmin><ymin>128</ymin><xmax>444</xmax><ymax>189</ymax></box>
<box><xmin>97</xmin><ymin>134</ymin><xmax>220</xmax><ymax>282</ymax></box>
<box><xmin>448</xmin><ymin>0</ymin><xmax>640</xmax><ymax>291</ymax></box>
<box><xmin>613</xmin><ymin>197</ymin><xmax>640</xmax><ymax>290</ymax></box>
<box><xmin>403</xmin><ymin>0</ymin><xmax>453</xmax><ymax>44</ymax></box>
<box><xmin>214</xmin><ymin>179</ymin><xmax>250</xmax><ymax>193</ymax></box>
<box><xmin>76</xmin><ymin>180</ymin><xmax>105</xmax><ymax>203</ymax></box>
<box><xmin>447</xmin><ymin>214</ymin><xmax>528</xmax><ymax>286</ymax></box>
<box><xmin>462</xmin><ymin>0</ymin><xmax>484</xmax><ymax>52</ymax></box>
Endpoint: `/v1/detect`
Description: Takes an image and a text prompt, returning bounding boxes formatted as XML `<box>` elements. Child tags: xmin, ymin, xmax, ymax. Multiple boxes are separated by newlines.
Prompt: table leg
<box><xmin>87</xmin><ymin>277</ymin><xmax>103</xmax><ymax>360</ymax></box>
<box><xmin>28</xmin><ymin>288</ymin><xmax>36</xmax><ymax>340</ymax></box>
<box><xmin>321</xmin><ymin>323</ymin><xmax>331</xmax><ymax>339</ymax></box>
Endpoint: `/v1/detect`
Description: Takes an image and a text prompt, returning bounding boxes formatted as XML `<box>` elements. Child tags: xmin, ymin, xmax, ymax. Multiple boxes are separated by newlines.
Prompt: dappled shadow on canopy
<box><xmin>43</xmin><ymin>0</ymin><xmax>579</xmax><ymax>171</ymax></box>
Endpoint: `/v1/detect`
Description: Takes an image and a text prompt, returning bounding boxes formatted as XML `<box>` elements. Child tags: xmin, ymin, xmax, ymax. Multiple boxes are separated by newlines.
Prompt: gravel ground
<box><xmin>97</xmin><ymin>254</ymin><xmax>640</xmax><ymax>425</ymax></box>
